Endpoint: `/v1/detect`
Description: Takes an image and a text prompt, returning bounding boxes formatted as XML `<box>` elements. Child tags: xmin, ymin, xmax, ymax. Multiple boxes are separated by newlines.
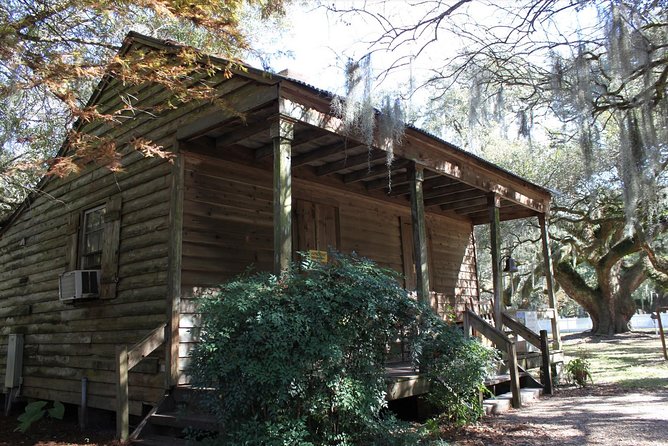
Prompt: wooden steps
<box><xmin>483</xmin><ymin>367</ymin><xmax>544</xmax><ymax>416</ymax></box>
<box><xmin>133</xmin><ymin>434</ymin><xmax>192</xmax><ymax>446</ymax></box>
<box><xmin>131</xmin><ymin>387</ymin><xmax>218</xmax><ymax>445</ymax></box>
<box><xmin>483</xmin><ymin>387</ymin><xmax>542</xmax><ymax>415</ymax></box>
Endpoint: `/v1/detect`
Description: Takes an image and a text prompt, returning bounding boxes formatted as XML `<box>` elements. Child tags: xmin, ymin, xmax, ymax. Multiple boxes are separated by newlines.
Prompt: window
<box><xmin>80</xmin><ymin>205</ymin><xmax>105</xmax><ymax>269</ymax></box>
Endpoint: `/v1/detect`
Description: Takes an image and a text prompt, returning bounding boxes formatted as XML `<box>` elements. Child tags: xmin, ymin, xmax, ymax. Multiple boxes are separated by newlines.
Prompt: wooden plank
<box><xmin>316</xmin><ymin>150</ymin><xmax>386</xmax><ymax>176</ymax></box>
<box><xmin>295</xmin><ymin>200</ymin><xmax>316</xmax><ymax>252</ymax></box>
<box><xmin>539</xmin><ymin>214</ymin><xmax>561</xmax><ymax>350</ymax></box>
<box><xmin>425</xmin><ymin>189</ymin><xmax>485</xmax><ymax>207</ymax></box>
<box><xmin>365</xmin><ymin>172</ymin><xmax>408</xmax><ymax>191</ymax></box>
<box><xmin>489</xmin><ymin>194</ymin><xmax>502</xmax><ymax>328</ymax></box>
<box><xmin>507</xmin><ymin>342</ymin><xmax>522</xmax><ymax>409</ymax></box>
<box><xmin>343</xmin><ymin>159</ymin><xmax>409</xmax><ymax>184</ymax></box>
<box><xmin>176</xmin><ymin>81</ymin><xmax>277</xmax><ymax>141</ymax></box>
<box><xmin>423</xmin><ymin>182</ymin><xmax>476</xmax><ymax>200</ymax></box>
<box><xmin>167</xmin><ymin>152</ymin><xmax>184</xmax><ymax>388</ymax></box>
<box><xmin>278</xmin><ymin>97</ymin><xmax>550</xmax><ymax>213</ymax></box>
<box><xmin>291</xmin><ymin>141</ymin><xmax>361</xmax><ymax>167</ymax></box>
<box><xmin>215</xmin><ymin>120</ymin><xmax>269</xmax><ymax>148</ymax></box>
<box><xmin>408</xmin><ymin>163</ymin><xmax>430</xmax><ymax>304</ymax></box>
<box><xmin>465</xmin><ymin>310</ymin><xmax>512</xmax><ymax>348</ymax></box>
<box><xmin>540</xmin><ymin>330</ymin><xmax>553</xmax><ymax>395</ymax></box>
<box><xmin>400</xmin><ymin>216</ymin><xmax>415</xmax><ymax>290</ymax></box>
<box><xmin>658</xmin><ymin>307</ymin><xmax>668</xmax><ymax>360</ymax></box>
<box><xmin>127</xmin><ymin>324</ymin><xmax>166</xmax><ymax>370</ymax></box>
<box><xmin>255</xmin><ymin>126</ymin><xmax>324</xmax><ymax>159</ymax></box>
<box><xmin>272</xmin><ymin>119</ymin><xmax>293</xmax><ymax>273</ymax></box>
<box><xmin>501</xmin><ymin>312</ymin><xmax>541</xmax><ymax>347</ymax></box>
<box><xmin>316</xmin><ymin>202</ymin><xmax>339</xmax><ymax>251</ymax></box>
<box><xmin>116</xmin><ymin>344</ymin><xmax>129</xmax><ymax>440</ymax></box>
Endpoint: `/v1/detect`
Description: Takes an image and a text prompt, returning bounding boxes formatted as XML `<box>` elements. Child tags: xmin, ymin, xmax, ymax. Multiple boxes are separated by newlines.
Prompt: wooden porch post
<box><xmin>165</xmin><ymin>148</ymin><xmax>184</xmax><ymax>389</ymax></box>
<box><xmin>271</xmin><ymin>118</ymin><xmax>294</xmax><ymax>274</ymax></box>
<box><xmin>488</xmin><ymin>193</ymin><xmax>503</xmax><ymax>328</ymax></box>
<box><xmin>115</xmin><ymin>345</ymin><xmax>129</xmax><ymax>440</ymax></box>
<box><xmin>539</xmin><ymin>213</ymin><xmax>562</xmax><ymax>350</ymax></box>
<box><xmin>408</xmin><ymin>163</ymin><xmax>430</xmax><ymax>305</ymax></box>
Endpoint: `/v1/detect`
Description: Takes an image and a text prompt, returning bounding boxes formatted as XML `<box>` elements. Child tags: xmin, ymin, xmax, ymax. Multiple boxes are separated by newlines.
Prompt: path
<box><xmin>447</xmin><ymin>331</ymin><xmax>668</xmax><ymax>445</ymax></box>
<box><xmin>459</xmin><ymin>386</ymin><xmax>668</xmax><ymax>445</ymax></box>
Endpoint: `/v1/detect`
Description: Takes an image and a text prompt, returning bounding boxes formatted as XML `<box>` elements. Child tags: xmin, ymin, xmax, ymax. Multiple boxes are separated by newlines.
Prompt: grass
<box><xmin>562</xmin><ymin>330</ymin><xmax>668</xmax><ymax>389</ymax></box>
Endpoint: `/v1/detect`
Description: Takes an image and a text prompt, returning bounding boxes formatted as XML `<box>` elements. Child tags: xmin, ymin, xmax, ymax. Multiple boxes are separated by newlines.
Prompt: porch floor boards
<box><xmin>385</xmin><ymin>361</ymin><xmax>429</xmax><ymax>400</ymax></box>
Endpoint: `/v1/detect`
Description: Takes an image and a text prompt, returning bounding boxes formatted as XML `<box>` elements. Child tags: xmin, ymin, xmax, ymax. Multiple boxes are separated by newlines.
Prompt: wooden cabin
<box><xmin>0</xmin><ymin>32</ymin><xmax>560</xmax><ymax>434</ymax></box>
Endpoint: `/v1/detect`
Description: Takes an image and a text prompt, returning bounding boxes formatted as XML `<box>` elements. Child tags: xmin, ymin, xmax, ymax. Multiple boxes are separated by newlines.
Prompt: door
<box><xmin>294</xmin><ymin>200</ymin><xmax>340</xmax><ymax>260</ymax></box>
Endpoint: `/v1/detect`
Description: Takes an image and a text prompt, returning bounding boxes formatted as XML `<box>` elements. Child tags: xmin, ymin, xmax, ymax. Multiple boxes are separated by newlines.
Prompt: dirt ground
<box><xmin>443</xmin><ymin>331</ymin><xmax>668</xmax><ymax>445</ymax></box>
<box><xmin>443</xmin><ymin>384</ymin><xmax>668</xmax><ymax>445</ymax></box>
<box><xmin>0</xmin><ymin>411</ymin><xmax>117</xmax><ymax>446</ymax></box>
<box><xmin>1</xmin><ymin>331</ymin><xmax>667</xmax><ymax>445</ymax></box>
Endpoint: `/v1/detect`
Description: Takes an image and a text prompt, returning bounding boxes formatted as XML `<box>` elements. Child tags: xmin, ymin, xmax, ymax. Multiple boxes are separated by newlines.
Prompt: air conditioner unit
<box><xmin>59</xmin><ymin>270</ymin><xmax>101</xmax><ymax>302</ymax></box>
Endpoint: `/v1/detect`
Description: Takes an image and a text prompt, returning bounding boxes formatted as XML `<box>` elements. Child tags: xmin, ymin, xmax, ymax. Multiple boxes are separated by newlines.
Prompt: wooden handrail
<box><xmin>116</xmin><ymin>323</ymin><xmax>167</xmax><ymax>441</ymax></box>
<box><xmin>463</xmin><ymin>309</ymin><xmax>521</xmax><ymax>408</ymax></box>
<box><xmin>502</xmin><ymin>312</ymin><xmax>541</xmax><ymax>348</ymax></box>
<box><xmin>501</xmin><ymin>312</ymin><xmax>553</xmax><ymax>395</ymax></box>
<box><xmin>465</xmin><ymin>310</ymin><xmax>512</xmax><ymax>347</ymax></box>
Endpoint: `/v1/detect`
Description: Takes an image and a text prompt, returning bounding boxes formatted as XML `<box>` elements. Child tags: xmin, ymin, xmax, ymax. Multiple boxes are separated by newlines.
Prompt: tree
<box><xmin>328</xmin><ymin>0</ymin><xmax>668</xmax><ymax>334</ymax></box>
<box><xmin>551</xmin><ymin>192</ymin><xmax>662</xmax><ymax>334</ymax></box>
<box><xmin>0</xmin><ymin>0</ymin><xmax>287</xmax><ymax>219</ymax></box>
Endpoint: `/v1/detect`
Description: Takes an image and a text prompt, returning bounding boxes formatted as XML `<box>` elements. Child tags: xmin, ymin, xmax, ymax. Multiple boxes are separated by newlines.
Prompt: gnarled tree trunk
<box><xmin>555</xmin><ymin>255</ymin><xmax>644</xmax><ymax>335</ymax></box>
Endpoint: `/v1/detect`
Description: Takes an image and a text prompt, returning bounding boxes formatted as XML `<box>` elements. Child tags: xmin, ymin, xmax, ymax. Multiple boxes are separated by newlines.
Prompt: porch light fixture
<box><xmin>502</xmin><ymin>255</ymin><xmax>519</xmax><ymax>273</ymax></box>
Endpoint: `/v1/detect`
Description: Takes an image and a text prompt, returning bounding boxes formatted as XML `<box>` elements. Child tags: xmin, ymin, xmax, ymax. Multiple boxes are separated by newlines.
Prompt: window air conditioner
<box><xmin>59</xmin><ymin>270</ymin><xmax>101</xmax><ymax>302</ymax></box>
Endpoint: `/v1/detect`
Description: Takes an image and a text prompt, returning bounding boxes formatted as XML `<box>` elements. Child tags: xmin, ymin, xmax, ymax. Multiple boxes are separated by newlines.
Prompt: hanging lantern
<box><xmin>503</xmin><ymin>256</ymin><xmax>519</xmax><ymax>273</ymax></box>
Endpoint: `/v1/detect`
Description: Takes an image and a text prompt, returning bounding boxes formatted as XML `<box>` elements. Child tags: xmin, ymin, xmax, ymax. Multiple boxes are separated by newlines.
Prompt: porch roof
<box><xmin>175</xmin><ymin>68</ymin><xmax>551</xmax><ymax>225</ymax></box>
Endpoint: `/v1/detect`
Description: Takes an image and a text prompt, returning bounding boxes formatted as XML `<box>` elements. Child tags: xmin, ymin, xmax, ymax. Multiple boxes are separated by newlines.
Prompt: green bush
<box><xmin>415</xmin><ymin>311</ymin><xmax>497</xmax><ymax>425</ymax></box>
<box><xmin>189</xmin><ymin>252</ymin><xmax>494</xmax><ymax>445</ymax></box>
<box><xmin>565</xmin><ymin>358</ymin><xmax>593</xmax><ymax>387</ymax></box>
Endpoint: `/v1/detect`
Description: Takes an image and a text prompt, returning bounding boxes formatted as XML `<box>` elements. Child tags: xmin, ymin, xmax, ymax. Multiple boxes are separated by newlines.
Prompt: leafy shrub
<box><xmin>15</xmin><ymin>400</ymin><xmax>65</xmax><ymax>432</ymax></box>
<box><xmin>189</xmin><ymin>252</ymin><xmax>494</xmax><ymax>444</ymax></box>
<box><xmin>415</xmin><ymin>311</ymin><xmax>497</xmax><ymax>425</ymax></box>
<box><xmin>565</xmin><ymin>358</ymin><xmax>593</xmax><ymax>387</ymax></box>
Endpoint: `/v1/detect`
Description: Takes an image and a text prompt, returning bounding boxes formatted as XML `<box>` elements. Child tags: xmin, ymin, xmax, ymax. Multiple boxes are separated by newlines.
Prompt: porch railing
<box><xmin>463</xmin><ymin>309</ymin><xmax>521</xmax><ymax>408</ymax></box>
<box><xmin>501</xmin><ymin>313</ymin><xmax>553</xmax><ymax>394</ymax></box>
<box><xmin>116</xmin><ymin>323</ymin><xmax>167</xmax><ymax>440</ymax></box>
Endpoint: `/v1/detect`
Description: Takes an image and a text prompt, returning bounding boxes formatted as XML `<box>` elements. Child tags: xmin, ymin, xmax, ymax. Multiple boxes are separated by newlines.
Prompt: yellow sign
<box><xmin>308</xmin><ymin>250</ymin><xmax>328</xmax><ymax>263</ymax></box>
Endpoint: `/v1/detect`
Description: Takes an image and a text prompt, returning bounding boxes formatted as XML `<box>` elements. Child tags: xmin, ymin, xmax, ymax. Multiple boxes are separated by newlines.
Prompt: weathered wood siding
<box><xmin>0</xmin><ymin>153</ymin><xmax>172</xmax><ymax>416</ymax></box>
<box><xmin>427</xmin><ymin>215</ymin><xmax>479</xmax><ymax>316</ymax></box>
<box><xmin>178</xmin><ymin>154</ymin><xmax>479</xmax><ymax>379</ymax></box>
<box><xmin>0</xmin><ymin>58</ymin><xmax>281</xmax><ymax>410</ymax></box>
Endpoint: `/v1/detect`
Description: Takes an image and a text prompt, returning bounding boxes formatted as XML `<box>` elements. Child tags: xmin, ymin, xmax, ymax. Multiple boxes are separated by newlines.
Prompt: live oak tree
<box><xmin>0</xmin><ymin>0</ymin><xmax>287</xmax><ymax>219</ymax></box>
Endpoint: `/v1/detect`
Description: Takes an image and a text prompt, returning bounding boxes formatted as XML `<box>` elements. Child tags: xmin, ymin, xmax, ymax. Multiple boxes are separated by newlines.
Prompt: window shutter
<box><xmin>65</xmin><ymin>212</ymin><xmax>80</xmax><ymax>271</ymax></box>
<box><xmin>100</xmin><ymin>195</ymin><xmax>122</xmax><ymax>299</ymax></box>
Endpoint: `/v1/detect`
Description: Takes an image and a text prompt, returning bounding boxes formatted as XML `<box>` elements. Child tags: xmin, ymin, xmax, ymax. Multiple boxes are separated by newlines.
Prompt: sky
<box><xmin>247</xmin><ymin>1</ymin><xmax>599</xmax><ymax>99</ymax></box>
<box><xmin>247</xmin><ymin>1</ymin><xmax>450</xmax><ymax>96</ymax></box>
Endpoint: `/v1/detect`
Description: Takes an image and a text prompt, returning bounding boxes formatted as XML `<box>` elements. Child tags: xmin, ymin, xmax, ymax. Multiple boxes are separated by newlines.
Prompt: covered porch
<box><xmin>171</xmin><ymin>72</ymin><xmax>562</xmax><ymax>383</ymax></box>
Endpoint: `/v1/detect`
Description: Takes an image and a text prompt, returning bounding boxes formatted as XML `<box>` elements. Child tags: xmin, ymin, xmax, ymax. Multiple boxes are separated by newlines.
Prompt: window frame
<box><xmin>79</xmin><ymin>204</ymin><xmax>106</xmax><ymax>270</ymax></box>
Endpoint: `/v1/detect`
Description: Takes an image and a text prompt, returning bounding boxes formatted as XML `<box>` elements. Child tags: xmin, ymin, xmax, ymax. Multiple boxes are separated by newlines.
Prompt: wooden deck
<box><xmin>385</xmin><ymin>361</ymin><xmax>429</xmax><ymax>400</ymax></box>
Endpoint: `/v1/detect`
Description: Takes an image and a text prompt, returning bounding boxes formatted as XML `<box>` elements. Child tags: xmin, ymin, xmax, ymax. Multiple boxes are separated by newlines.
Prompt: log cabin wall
<box><xmin>0</xmin><ymin>55</ymin><xmax>247</xmax><ymax>414</ymax></box>
<box><xmin>0</xmin><ymin>151</ymin><xmax>172</xmax><ymax>416</ymax></box>
<box><xmin>0</xmin><ymin>37</ymin><xmax>286</xmax><ymax>410</ymax></box>
<box><xmin>178</xmin><ymin>152</ymin><xmax>479</xmax><ymax>381</ymax></box>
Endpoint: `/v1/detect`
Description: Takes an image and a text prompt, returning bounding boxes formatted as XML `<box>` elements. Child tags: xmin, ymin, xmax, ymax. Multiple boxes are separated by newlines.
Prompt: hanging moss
<box><xmin>332</xmin><ymin>54</ymin><xmax>406</xmax><ymax>191</ymax></box>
